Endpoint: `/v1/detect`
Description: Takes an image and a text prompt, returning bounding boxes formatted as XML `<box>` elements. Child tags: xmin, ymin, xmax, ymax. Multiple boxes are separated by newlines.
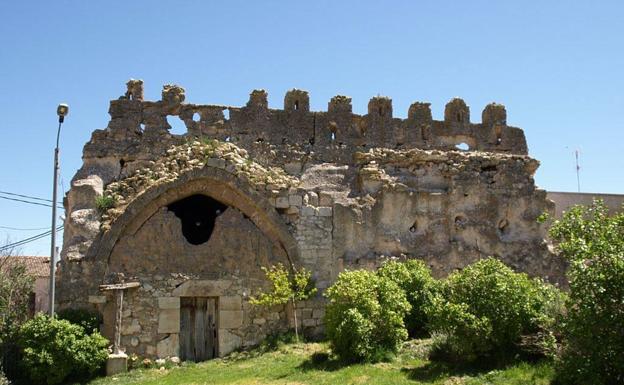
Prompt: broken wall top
<box><xmin>83</xmin><ymin>80</ymin><xmax>528</xmax><ymax>168</ymax></box>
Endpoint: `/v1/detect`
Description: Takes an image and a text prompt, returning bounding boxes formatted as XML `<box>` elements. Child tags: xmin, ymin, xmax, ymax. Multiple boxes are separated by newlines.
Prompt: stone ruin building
<box><xmin>57</xmin><ymin>79</ymin><xmax>564</xmax><ymax>361</ymax></box>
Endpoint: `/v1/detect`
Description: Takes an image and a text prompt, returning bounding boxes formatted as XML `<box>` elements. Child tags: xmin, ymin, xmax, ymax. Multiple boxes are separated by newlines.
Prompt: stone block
<box><xmin>219</xmin><ymin>296</ymin><xmax>242</xmax><ymax>311</ymax></box>
<box><xmin>275</xmin><ymin>196</ymin><xmax>290</xmax><ymax>208</ymax></box>
<box><xmin>156</xmin><ymin>334</ymin><xmax>179</xmax><ymax>358</ymax></box>
<box><xmin>301</xmin><ymin>206</ymin><xmax>317</xmax><ymax>216</ymax></box>
<box><xmin>220</xmin><ymin>310</ymin><xmax>243</xmax><ymax>329</ymax></box>
<box><xmin>121</xmin><ymin>319</ymin><xmax>141</xmax><ymax>335</ymax></box>
<box><xmin>88</xmin><ymin>295</ymin><xmax>107</xmax><ymax>304</ymax></box>
<box><xmin>302</xmin><ymin>318</ymin><xmax>316</xmax><ymax>327</ymax></box>
<box><xmin>158</xmin><ymin>309</ymin><xmax>180</xmax><ymax>333</ymax></box>
<box><xmin>317</xmin><ymin>207</ymin><xmax>332</xmax><ymax>217</ymax></box>
<box><xmin>268</xmin><ymin>312</ymin><xmax>280</xmax><ymax>321</ymax></box>
<box><xmin>302</xmin><ymin>308</ymin><xmax>313</xmax><ymax>319</ymax></box>
<box><xmin>172</xmin><ymin>279</ymin><xmax>232</xmax><ymax>297</ymax></box>
<box><xmin>158</xmin><ymin>297</ymin><xmax>180</xmax><ymax>309</ymax></box>
<box><xmin>207</xmin><ymin>158</ymin><xmax>226</xmax><ymax>169</ymax></box>
<box><xmin>218</xmin><ymin>329</ymin><xmax>241</xmax><ymax>356</ymax></box>
<box><xmin>288</xmin><ymin>194</ymin><xmax>303</xmax><ymax>206</ymax></box>
<box><xmin>319</xmin><ymin>192</ymin><xmax>332</xmax><ymax>206</ymax></box>
<box><xmin>106</xmin><ymin>353</ymin><xmax>127</xmax><ymax>376</ymax></box>
<box><xmin>312</xmin><ymin>308</ymin><xmax>325</xmax><ymax>319</ymax></box>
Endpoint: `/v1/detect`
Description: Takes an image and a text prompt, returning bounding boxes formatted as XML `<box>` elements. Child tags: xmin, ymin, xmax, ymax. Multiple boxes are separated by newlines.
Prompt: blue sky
<box><xmin>1</xmin><ymin>1</ymin><xmax>623</xmax><ymax>255</ymax></box>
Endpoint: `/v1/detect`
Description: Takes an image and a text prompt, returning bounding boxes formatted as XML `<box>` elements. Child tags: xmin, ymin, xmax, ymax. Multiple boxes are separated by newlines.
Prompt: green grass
<box><xmin>84</xmin><ymin>340</ymin><xmax>554</xmax><ymax>385</ymax></box>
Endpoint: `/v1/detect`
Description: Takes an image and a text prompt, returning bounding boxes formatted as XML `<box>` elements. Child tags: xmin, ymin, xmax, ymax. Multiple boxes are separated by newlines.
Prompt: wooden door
<box><xmin>180</xmin><ymin>297</ymin><xmax>217</xmax><ymax>361</ymax></box>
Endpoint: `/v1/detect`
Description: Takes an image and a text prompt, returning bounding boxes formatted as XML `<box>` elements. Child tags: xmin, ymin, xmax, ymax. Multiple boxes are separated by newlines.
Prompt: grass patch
<box><xmin>95</xmin><ymin>195</ymin><xmax>115</xmax><ymax>213</ymax></box>
<box><xmin>82</xmin><ymin>340</ymin><xmax>554</xmax><ymax>385</ymax></box>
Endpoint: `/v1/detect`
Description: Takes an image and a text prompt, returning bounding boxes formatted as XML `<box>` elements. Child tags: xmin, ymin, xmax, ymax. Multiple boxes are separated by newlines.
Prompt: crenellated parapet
<box><xmin>84</xmin><ymin>81</ymin><xmax>529</xmax><ymax>171</ymax></box>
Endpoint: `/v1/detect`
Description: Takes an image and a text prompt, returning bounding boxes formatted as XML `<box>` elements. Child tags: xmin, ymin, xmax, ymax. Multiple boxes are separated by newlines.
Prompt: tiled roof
<box><xmin>0</xmin><ymin>256</ymin><xmax>50</xmax><ymax>278</ymax></box>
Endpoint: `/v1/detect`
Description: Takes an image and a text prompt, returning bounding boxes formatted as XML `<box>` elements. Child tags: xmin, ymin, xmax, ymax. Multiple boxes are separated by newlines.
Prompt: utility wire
<box><xmin>0</xmin><ymin>226</ymin><xmax>64</xmax><ymax>252</ymax></box>
<box><xmin>0</xmin><ymin>226</ymin><xmax>50</xmax><ymax>231</ymax></box>
<box><xmin>0</xmin><ymin>190</ymin><xmax>54</xmax><ymax>203</ymax></box>
<box><xmin>0</xmin><ymin>195</ymin><xmax>63</xmax><ymax>209</ymax></box>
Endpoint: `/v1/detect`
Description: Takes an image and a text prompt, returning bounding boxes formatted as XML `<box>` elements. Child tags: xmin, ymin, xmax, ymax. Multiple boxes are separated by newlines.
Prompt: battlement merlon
<box><xmin>102</xmin><ymin>80</ymin><xmax>527</xmax><ymax>156</ymax></box>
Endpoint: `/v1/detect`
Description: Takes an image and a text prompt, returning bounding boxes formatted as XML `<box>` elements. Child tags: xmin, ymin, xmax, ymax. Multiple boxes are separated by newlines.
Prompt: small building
<box><xmin>0</xmin><ymin>256</ymin><xmax>50</xmax><ymax>316</ymax></box>
<box><xmin>58</xmin><ymin>81</ymin><xmax>566</xmax><ymax>361</ymax></box>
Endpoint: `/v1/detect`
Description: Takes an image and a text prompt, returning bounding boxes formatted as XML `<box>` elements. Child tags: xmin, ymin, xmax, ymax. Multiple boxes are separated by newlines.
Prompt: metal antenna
<box><xmin>575</xmin><ymin>149</ymin><xmax>581</xmax><ymax>193</ymax></box>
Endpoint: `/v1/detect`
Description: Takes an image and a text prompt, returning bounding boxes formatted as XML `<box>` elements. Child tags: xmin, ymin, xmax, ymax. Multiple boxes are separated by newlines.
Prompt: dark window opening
<box><xmin>454</xmin><ymin>215</ymin><xmax>467</xmax><ymax>229</ymax></box>
<box><xmin>378</xmin><ymin>107</ymin><xmax>384</xmax><ymax>116</ymax></box>
<box><xmin>294</xmin><ymin>100</ymin><xmax>299</xmax><ymax>110</ymax></box>
<box><xmin>168</xmin><ymin>194</ymin><xmax>228</xmax><ymax>245</ymax></box>
<box><xmin>456</xmin><ymin>112</ymin><xmax>462</xmax><ymax>122</ymax></box>
<box><xmin>481</xmin><ymin>165</ymin><xmax>497</xmax><ymax>172</ymax></box>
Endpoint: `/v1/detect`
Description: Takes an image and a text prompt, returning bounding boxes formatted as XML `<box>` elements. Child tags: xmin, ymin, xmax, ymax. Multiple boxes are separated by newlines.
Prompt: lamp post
<box><xmin>49</xmin><ymin>103</ymin><xmax>68</xmax><ymax>316</ymax></box>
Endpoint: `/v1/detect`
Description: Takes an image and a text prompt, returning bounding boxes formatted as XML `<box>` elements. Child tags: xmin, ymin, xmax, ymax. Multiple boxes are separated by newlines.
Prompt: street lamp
<box><xmin>49</xmin><ymin>103</ymin><xmax>68</xmax><ymax>316</ymax></box>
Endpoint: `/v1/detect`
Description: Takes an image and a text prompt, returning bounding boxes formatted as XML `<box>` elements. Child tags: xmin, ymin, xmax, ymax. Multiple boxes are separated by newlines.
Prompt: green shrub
<box><xmin>0</xmin><ymin>367</ymin><xmax>9</xmax><ymax>385</ymax></box>
<box><xmin>545</xmin><ymin>201</ymin><xmax>624</xmax><ymax>385</ymax></box>
<box><xmin>377</xmin><ymin>259</ymin><xmax>439</xmax><ymax>337</ymax></box>
<box><xmin>95</xmin><ymin>194</ymin><xmax>115</xmax><ymax>213</ymax></box>
<box><xmin>58</xmin><ymin>307</ymin><xmax>102</xmax><ymax>333</ymax></box>
<box><xmin>18</xmin><ymin>314</ymin><xmax>108</xmax><ymax>385</ymax></box>
<box><xmin>427</xmin><ymin>258</ymin><xmax>561</xmax><ymax>361</ymax></box>
<box><xmin>324</xmin><ymin>270</ymin><xmax>410</xmax><ymax>362</ymax></box>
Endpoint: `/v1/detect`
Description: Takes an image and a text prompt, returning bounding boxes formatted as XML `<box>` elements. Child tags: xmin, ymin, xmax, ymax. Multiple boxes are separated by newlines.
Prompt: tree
<box><xmin>250</xmin><ymin>263</ymin><xmax>317</xmax><ymax>341</ymax></box>
<box><xmin>542</xmin><ymin>200</ymin><xmax>624</xmax><ymax>385</ymax></box>
<box><xmin>0</xmin><ymin>238</ymin><xmax>35</xmax><ymax>379</ymax></box>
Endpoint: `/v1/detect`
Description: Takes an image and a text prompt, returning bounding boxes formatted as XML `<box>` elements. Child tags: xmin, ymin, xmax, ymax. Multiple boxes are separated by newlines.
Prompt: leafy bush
<box><xmin>95</xmin><ymin>194</ymin><xmax>115</xmax><ymax>213</ymax></box>
<box><xmin>544</xmin><ymin>201</ymin><xmax>624</xmax><ymax>385</ymax></box>
<box><xmin>0</xmin><ymin>367</ymin><xmax>9</xmax><ymax>385</ymax></box>
<box><xmin>18</xmin><ymin>314</ymin><xmax>108</xmax><ymax>385</ymax></box>
<box><xmin>427</xmin><ymin>258</ymin><xmax>561</xmax><ymax>361</ymax></box>
<box><xmin>58</xmin><ymin>307</ymin><xmax>103</xmax><ymax>333</ymax></box>
<box><xmin>0</xmin><ymin>253</ymin><xmax>34</xmax><ymax>381</ymax></box>
<box><xmin>377</xmin><ymin>259</ymin><xmax>439</xmax><ymax>337</ymax></box>
<box><xmin>324</xmin><ymin>270</ymin><xmax>410</xmax><ymax>362</ymax></box>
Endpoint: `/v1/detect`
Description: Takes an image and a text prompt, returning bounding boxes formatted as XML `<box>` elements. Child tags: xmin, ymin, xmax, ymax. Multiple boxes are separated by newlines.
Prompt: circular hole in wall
<box><xmin>454</xmin><ymin>215</ymin><xmax>467</xmax><ymax>229</ymax></box>
<box><xmin>192</xmin><ymin>112</ymin><xmax>201</xmax><ymax>122</ymax></box>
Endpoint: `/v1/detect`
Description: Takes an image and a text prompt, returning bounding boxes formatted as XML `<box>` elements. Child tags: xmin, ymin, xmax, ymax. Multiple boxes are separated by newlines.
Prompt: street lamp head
<box><xmin>57</xmin><ymin>103</ymin><xmax>69</xmax><ymax>123</ymax></box>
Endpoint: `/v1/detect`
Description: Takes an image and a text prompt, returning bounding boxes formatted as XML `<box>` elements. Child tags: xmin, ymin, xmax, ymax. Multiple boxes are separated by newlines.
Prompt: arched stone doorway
<box><xmin>93</xmin><ymin>167</ymin><xmax>299</xmax><ymax>359</ymax></box>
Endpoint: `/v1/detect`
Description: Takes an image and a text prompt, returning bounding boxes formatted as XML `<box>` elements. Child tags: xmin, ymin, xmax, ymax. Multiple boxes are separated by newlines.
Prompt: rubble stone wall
<box><xmin>58</xmin><ymin>80</ymin><xmax>563</xmax><ymax>359</ymax></box>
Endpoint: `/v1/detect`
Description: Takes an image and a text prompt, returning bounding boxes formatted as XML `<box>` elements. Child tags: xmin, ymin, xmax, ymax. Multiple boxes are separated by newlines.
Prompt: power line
<box><xmin>0</xmin><ymin>226</ymin><xmax>50</xmax><ymax>231</ymax></box>
<box><xmin>0</xmin><ymin>195</ymin><xmax>63</xmax><ymax>209</ymax></box>
<box><xmin>0</xmin><ymin>190</ymin><xmax>53</xmax><ymax>203</ymax></box>
<box><xmin>0</xmin><ymin>226</ymin><xmax>64</xmax><ymax>252</ymax></box>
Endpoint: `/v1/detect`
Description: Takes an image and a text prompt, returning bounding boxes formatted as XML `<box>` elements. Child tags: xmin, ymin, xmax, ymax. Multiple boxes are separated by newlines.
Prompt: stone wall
<box><xmin>58</xmin><ymin>80</ymin><xmax>563</xmax><ymax>360</ymax></box>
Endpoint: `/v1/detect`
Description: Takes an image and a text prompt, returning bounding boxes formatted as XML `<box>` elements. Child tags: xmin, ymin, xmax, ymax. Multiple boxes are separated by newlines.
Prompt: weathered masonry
<box><xmin>58</xmin><ymin>80</ymin><xmax>563</xmax><ymax>359</ymax></box>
